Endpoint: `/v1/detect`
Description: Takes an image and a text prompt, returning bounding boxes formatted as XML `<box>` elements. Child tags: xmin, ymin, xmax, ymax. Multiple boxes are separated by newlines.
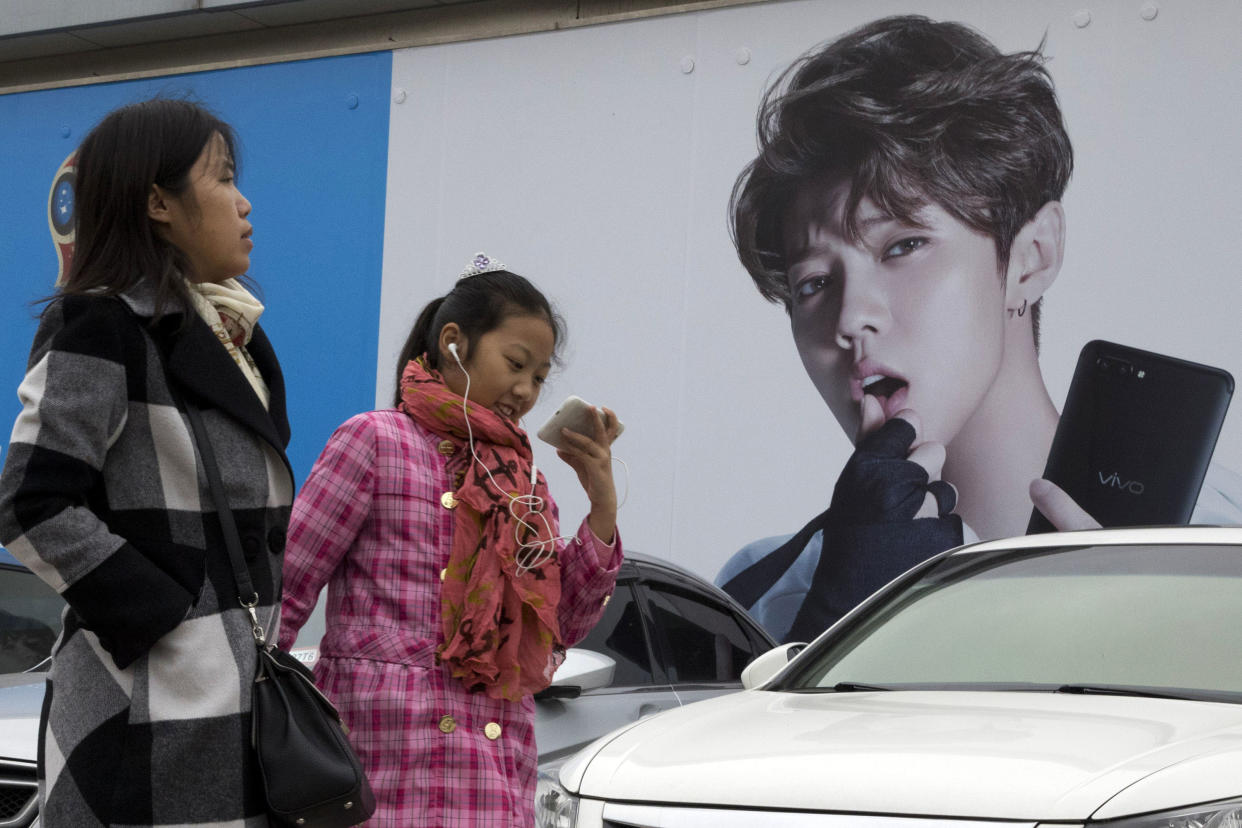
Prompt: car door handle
<box><xmin>638</xmin><ymin>703</ymin><xmax>669</xmax><ymax>718</ymax></box>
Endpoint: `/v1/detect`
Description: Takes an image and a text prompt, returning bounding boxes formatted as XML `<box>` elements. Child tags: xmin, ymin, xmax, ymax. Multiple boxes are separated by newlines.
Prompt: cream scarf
<box><xmin>188</xmin><ymin>278</ymin><xmax>270</xmax><ymax>409</ymax></box>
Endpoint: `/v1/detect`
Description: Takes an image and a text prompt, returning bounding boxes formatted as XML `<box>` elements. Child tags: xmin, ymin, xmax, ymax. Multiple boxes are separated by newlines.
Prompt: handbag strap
<box><xmin>182</xmin><ymin>399</ymin><xmax>268</xmax><ymax>645</ymax></box>
<box><xmin>121</xmin><ymin>299</ymin><xmax>268</xmax><ymax>645</ymax></box>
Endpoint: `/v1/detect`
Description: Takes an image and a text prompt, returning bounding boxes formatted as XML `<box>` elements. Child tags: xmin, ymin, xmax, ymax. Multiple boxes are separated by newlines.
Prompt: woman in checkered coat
<box><xmin>0</xmin><ymin>99</ymin><xmax>293</xmax><ymax>826</ymax></box>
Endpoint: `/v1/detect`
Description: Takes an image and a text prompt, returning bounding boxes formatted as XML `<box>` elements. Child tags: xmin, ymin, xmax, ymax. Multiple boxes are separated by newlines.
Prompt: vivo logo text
<box><xmin>1097</xmin><ymin>471</ymin><xmax>1145</xmax><ymax>495</ymax></box>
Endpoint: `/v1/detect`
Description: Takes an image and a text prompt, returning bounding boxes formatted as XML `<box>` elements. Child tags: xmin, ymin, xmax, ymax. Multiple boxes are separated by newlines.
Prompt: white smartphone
<box><xmin>536</xmin><ymin>395</ymin><xmax>624</xmax><ymax>450</ymax></box>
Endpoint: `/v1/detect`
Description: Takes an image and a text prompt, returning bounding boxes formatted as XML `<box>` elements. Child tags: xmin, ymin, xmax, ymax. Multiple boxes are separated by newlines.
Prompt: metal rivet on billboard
<box><xmin>60</xmin><ymin>126</ymin><xmax>72</xmax><ymax>138</ymax></box>
<box><xmin>680</xmin><ymin>56</ymin><xmax>695</xmax><ymax>74</ymax></box>
<box><xmin>1072</xmin><ymin>9</ymin><xmax>1092</xmax><ymax>27</ymax></box>
<box><xmin>735</xmin><ymin>47</ymin><xmax>751</xmax><ymax>66</ymax></box>
<box><xmin>393</xmin><ymin>88</ymin><xmax>407</xmax><ymax>104</ymax></box>
<box><xmin>1140</xmin><ymin>2</ymin><xmax>1158</xmax><ymax>20</ymax></box>
<box><xmin>346</xmin><ymin>94</ymin><xmax>360</xmax><ymax>110</ymax></box>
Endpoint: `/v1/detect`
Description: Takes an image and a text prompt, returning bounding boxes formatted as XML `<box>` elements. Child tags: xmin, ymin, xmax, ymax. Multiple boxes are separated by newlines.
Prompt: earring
<box><xmin>1007</xmin><ymin>299</ymin><xmax>1028</xmax><ymax>319</ymax></box>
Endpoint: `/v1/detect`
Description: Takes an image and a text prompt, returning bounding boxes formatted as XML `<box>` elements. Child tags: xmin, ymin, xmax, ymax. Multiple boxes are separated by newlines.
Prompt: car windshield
<box><xmin>781</xmin><ymin>543</ymin><xmax>1242</xmax><ymax>703</ymax></box>
<box><xmin>0</xmin><ymin>558</ymin><xmax>64</xmax><ymax>673</ymax></box>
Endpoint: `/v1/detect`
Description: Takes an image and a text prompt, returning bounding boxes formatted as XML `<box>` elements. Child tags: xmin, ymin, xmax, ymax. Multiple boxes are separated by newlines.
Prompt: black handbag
<box><xmin>184</xmin><ymin>400</ymin><xmax>376</xmax><ymax>828</ymax></box>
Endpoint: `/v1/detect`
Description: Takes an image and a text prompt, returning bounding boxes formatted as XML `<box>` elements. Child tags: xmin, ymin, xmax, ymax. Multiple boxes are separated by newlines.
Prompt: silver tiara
<box><xmin>460</xmin><ymin>252</ymin><xmax>506</xmax><ymax>279</ymax></box>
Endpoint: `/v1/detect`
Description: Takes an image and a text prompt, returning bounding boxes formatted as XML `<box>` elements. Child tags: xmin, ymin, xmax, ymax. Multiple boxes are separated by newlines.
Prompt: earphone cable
<box><xmin>451</xmin><ymin>347</ymin><xmax>569</xmax><ymax>573</ymax></box>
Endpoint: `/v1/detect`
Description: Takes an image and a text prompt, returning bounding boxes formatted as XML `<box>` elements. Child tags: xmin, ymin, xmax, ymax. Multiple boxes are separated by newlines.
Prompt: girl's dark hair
<box><xmin>392</xmin><ymin>269</ymin><xmax>566</xmax><ymax>406</ymax></box>
<box><xmin>60</xmin><ymin>97</ymin><xmax>241</xmax><ymax>315</ymax></box>
<box><xmin>730</xmin><ymin>15</ymin><xmax>1073</xmax><ymax>339</ymax></box>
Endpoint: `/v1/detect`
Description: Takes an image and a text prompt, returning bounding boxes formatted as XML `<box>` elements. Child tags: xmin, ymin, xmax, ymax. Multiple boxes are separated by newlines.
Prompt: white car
<box><xmin>539</xmin><ymin>525</ymin><xmax>1242</xmax><ymax>828</ymax></box>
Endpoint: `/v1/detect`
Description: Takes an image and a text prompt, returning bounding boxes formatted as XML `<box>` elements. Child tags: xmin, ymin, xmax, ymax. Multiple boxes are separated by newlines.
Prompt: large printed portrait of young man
<box><xmin>715</xmin><ymin>13</ymin><xmax>1239</xmax><ymax>642</ymax></box>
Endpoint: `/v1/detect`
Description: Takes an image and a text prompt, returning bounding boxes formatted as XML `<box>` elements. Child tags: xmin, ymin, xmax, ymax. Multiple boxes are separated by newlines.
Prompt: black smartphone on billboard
<box><xmin>1028</xmin><ymin>340</ymin><xmax>1234</xmax><ymax>534</ymax></box>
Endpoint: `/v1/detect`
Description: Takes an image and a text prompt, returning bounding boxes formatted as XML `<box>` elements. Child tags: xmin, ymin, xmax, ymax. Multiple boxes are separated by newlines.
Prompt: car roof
<box><xmin>618</xmin><ymin>551</ymin><xmax>775</xmax><ymax>638</ymax></box>
<box><xmin>954</xmin><ymin>525</ymin><xmax>1242</xmax><ymax>557</ymax></box>
<box><xmin>620</xmin><ymin>550</ymin><xmax>723</xmax><ymax>585</ymax></box>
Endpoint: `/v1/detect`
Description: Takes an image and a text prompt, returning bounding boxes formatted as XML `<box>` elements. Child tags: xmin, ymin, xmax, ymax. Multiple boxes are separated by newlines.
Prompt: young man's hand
<box><xmin>1028</xmin><ymin>478</ymin><xmax>1101</xmax><ymax>531</ymax></box>
<box><xmin>850</xmin><ymin>396</ymin><xmax>956</xmax><ymax>522</ymax></box>
<box><xmin>785</xmin><ymin>403</ymin><xmax>962</xmax><ymax>642</ymax></box>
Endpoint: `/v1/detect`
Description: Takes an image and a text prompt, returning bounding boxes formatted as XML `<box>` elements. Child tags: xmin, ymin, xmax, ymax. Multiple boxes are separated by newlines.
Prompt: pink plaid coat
<box><xmin>278</xmin><ymin>409</ymin><xmax>621</xmax><ymax>827</ymax></box>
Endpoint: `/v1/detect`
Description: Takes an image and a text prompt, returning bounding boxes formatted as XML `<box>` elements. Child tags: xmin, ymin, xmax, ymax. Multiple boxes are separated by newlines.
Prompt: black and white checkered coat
<box><xmin>0</xmin><ymin>280</ymin><xmax>293</xmax><ymax>827</ymax></box>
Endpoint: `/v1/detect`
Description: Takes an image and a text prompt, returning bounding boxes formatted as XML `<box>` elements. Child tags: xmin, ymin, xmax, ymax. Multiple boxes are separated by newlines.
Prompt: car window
<box><xmin>644</xmin><ymin>582</ymin><xmax>760</xmax><ymax>684</ymax></box>
<box><xmin>576</xmin><ymin>582</ymin><xmax>655</xmax><ymax>687</ymax></box>
<box><xmin>792</xmin><ymin>543</ymin><xmax>1242</xmax><ymax>699</ymax></box>
<box><xmin>0</xmin><ymin>564</ymin><xmax>63</xmax><ymax>673</ymax></box>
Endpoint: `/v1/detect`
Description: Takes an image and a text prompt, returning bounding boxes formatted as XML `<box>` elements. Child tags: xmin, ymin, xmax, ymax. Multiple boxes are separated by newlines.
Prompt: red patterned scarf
<box><xmin>399</xmin><ymin>357</ymin><xmax>565</xmax><ymax>701</ymax></box>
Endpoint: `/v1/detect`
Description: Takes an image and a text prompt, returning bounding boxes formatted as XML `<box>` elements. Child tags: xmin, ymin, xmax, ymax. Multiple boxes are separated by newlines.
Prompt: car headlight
<box><xmin>1095</xmin><ymin>799</ymin><xmax>1242</xmax><ymax>828</ymax></box>
<box><xmin>535</xmin><ymin>768</ymin><xmax>580</xmax><ymax>828</ymax></box>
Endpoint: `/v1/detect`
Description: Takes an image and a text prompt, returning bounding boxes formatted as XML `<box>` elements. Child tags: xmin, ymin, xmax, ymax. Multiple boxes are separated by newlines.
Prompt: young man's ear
<box><xmin>147</xmin><ymin>185</ymin><xmax>173</xmax><ymax>227</ymax></box>
<box><xmin>1006</xmin><ymin>200</ymin><xmax>1065</xmax><ymax>307</ymax></box>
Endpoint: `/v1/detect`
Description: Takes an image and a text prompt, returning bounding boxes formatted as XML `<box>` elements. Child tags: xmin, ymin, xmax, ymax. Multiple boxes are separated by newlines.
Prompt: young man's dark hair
<box><xmin>730</xmin><ymin>14</ymin><xmax>1073</xmax><ymax>341</ymax></box>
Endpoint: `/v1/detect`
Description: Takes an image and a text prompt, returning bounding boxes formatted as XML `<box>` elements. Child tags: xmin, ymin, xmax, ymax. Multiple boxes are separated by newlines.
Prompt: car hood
<box><xmin>0</xmin><ymin>673</ymin><xmax>44</xmax><ymax>762</ymax></box>
<box><xmin>572</xmin><ymin>690</ymin><xmax>1242</xmax><ymax>820</ymax></box>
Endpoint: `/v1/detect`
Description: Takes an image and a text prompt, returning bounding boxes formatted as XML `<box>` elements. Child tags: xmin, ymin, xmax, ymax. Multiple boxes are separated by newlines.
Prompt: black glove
<box><xmin>785</xmin><ymin>417</ymin><xmax>962</xmax><ymax>643</ymax></box>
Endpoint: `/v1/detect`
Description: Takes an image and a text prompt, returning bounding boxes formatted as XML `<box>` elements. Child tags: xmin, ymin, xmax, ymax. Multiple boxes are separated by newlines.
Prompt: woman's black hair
<box><xmin>58</xmin><ymin>96</ymin><xmax>242</xmax><ymax>316</ymax></box>
<box><xmin>393</xmin><ymin>269</ymin><xmax>566</xmax><ymax>406</ymax></box>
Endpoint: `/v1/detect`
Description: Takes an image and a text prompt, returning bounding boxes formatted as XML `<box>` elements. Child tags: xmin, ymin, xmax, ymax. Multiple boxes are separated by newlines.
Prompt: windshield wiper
<box><xmin>1054</xmin><ymin>684</ymin><xmax>1192</xmax><ymax>701</ymax></box>
<box><xmin>831</xmin><ymin>681</ymin><xmax>893</xmax><ymax>692</ymax></box>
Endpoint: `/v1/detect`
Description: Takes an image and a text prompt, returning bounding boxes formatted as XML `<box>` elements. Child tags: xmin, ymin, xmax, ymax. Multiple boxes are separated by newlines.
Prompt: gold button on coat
<box><xmin>438</xmin><ymin>715</ymin><xmax>456</xmax><ymax>734</ymax></box>
<box><xmin>484</xmin><ymin>722</ymin><xmax>502</xmax><ymax>740</ymax></box>
<box><xmin>439</xmin><ymin>568</ymin><xmax>447</xmax><ymax>581</ymax></box>
<box><xmin>437</xmin><ymin>439</ymin><xmax>457</xmax><ymax>457</ymax></box>
<box><xmin>440</xmin><ymin>491</ymin><xmax>458</xmax><ymax>510</ymax></box>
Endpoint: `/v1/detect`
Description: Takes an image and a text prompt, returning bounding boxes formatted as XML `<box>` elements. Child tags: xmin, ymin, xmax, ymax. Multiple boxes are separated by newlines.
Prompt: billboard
<box><xmin>376</xmin><ymin>0</ymin><xmax>1241</xmax><ymax>589</ymax></box>
<box><xmin>1</xmin><ymin>0</ymin><xmax>1237</xmax><ymax>603</ymax></box>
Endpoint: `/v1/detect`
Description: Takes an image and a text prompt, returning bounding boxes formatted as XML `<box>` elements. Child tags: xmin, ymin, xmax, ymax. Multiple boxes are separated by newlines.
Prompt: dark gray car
<box><xmin>534</xmin><ymin>551</ymin><xmax>776</xmax><ymax>768</ymax></box>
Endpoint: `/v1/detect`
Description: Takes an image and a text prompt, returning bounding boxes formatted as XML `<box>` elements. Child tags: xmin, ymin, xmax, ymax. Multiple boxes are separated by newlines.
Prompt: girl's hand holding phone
<box><xmin>553</xmin><ymin>405</ymin><xmax>621</xmax><ymax>546</ymax></box>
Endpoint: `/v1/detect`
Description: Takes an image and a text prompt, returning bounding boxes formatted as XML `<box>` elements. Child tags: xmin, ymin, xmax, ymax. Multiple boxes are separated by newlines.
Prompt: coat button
<box><xmin>438</xmin><ymin>715</ymin><xmax>456</xmax><ymax>734</ymax></box>
<box><xmin>242</xmin><ymin>535</ymin><xmax>261</xmax><ymax>560</ymax></box>
<box><xmin>267</xmin><ymin>526</ymin><xmax>286</xmax><ymax>554</ymax></box>
<box><xmin>437</xmin><ymin>439</ymin><xmax>457</xmax><ymax>457</ymax></box>
<box><xmin>440</xmin><ymin>568</ymin><xmax>447</xmax><ymax>581</ymax></box>
<box><xmin>441</xmin><ymin>491</ymin><xmax>458</xmax><ymax>510</ymax></box>
<box><xmin>484</xmin><ymin>722</ymin><xmax>502</xmax><ymax>740</ymax></box>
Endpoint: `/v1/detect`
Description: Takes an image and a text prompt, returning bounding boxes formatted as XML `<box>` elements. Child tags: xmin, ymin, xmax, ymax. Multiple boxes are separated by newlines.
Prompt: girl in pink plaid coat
<box><xmin>279</xmin><ymin>257</ymin><xmax>622</xmax><ymax>826</ymax></box>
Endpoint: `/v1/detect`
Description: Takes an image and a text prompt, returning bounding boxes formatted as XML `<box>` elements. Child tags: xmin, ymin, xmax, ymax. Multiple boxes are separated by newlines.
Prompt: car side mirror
<box><xmin>741</xmin><ymin>642</ymin><xmax>806</xmax><ymax>689</ymax></box>
<box><xmin>535</xmin><ymin>648</ymin><xmax>616</xmax><ymax>701</ymax></box>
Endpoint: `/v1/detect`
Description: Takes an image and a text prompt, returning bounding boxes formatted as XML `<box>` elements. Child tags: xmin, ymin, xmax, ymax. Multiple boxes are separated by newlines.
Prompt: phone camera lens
<box><xmin>1097</xmin><ymin>358</ymin><xmax>1112</xmax><ymax>372</ymax></box>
